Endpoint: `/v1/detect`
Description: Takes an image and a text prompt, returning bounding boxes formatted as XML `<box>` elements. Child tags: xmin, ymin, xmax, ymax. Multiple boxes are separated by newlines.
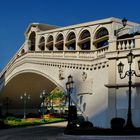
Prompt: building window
<box><xmin>66</xmin><ymin>32</ymin><xmax>76</xmax><ymax>50</ymax></box>
<box><xmin>94</xmin><ymin>28</ymin><xmax>109</xmax><ymax>48</ymax></box>
<box><xmin>55</xmin><ymin>34</ymin><xmax>64</xmax><ymax>50</ymax></box>
<box><xmin>46</xmin><ymin>35</ymin><xmax>53</xmax><ymax>50</ymax></box>
<box><xmin>78</xmin><ymin>30</ymin><xmax>91</xmax><ymax>50</ymax></box>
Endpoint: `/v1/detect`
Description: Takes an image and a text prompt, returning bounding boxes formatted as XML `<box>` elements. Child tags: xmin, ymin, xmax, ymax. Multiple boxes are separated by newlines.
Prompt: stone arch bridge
<box><xmin>1</xmin><ymin>17</ymin><xmax>140</xmax><ymax>128</ymax></box>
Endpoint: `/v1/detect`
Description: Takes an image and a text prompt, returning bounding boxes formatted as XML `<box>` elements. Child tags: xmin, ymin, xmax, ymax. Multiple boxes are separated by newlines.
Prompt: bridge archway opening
<box><xmin>0</xmin><ymin>72</ymin><xmax>64</xmax><ymax>116</ymax></box>
<box><xmin>29</xmin><ymin>31</ymin><xmax>36</xmax><ymax>51</ymax></box>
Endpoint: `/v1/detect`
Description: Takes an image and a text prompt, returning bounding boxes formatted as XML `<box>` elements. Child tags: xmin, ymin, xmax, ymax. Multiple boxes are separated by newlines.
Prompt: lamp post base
<box><xmin>23</xmin><ymin>114</ymin><xmax>26</xmax><ymax>119</ymax></box>
<box><xmin>42</xmin><ymin>119</ymin><xmax>45</xmax><ymax>123</ymax></box>
<box><xmin>66</xmin><ymin>120</ymin><xmax>77</xmax><ymax>130</ymax></box>
<box><xmin>124</xmin><ymin>120</ymin><xmax>135</xmax><ymax>129</ymax></box>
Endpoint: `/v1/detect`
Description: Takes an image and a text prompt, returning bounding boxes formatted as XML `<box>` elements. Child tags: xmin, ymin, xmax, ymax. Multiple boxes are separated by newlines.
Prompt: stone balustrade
<box><xmin>117</xmin><ymin>38</ymin><xmax>135</xmax><ymax>50</ymax></box>
<box><xmin>97</xmin><ymin>45</ymin><xmax>109</xmax><ymax>58</ymax></box>
<box><xmin>0</xmin><ymin>37</ymin><xmax>137</xmax><ymax>79</ymax></box>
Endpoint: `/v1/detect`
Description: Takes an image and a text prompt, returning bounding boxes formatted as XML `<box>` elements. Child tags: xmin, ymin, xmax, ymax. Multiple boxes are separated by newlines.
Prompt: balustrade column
<box><xmin>77</xmin><ymin>51</ymin><xmax>79</xmax><ymax>58</ymax></box>
<box><xmin>63</xmin><ymin>52</ymin><xmax>65</xmax><ymax>58</ymax></box>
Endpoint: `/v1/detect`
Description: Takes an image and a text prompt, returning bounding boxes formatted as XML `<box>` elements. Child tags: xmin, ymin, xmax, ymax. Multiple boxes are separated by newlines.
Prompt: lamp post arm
<box><xmin>119</xmin><ymin>71</ymin><xmax>129</xmax><ymax>79</ymax></box>
<box><xmin>132</xmin><ymin>70</ymin><xmax>140</xmax><ymax>77</ymax></box>
<box><xmin>114</xmin><ymin>26</ymin><xmax>125</xmax><ymax>36</ymax></box>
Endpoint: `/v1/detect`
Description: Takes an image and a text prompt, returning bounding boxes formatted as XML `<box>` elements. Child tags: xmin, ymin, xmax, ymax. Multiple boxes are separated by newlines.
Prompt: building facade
<box><xmin>0</xmin><ymin>17</ymin><xmax>140</xmax><ymax>128</ymax></box>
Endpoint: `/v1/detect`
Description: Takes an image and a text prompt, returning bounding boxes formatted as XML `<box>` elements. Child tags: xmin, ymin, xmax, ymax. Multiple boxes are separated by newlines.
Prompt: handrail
<box><xmin>117</xmin><ymin>37</ymin><xmax>135</xmax><ymax>42</ymax></box>
<box><xmin>70</xmin><ymin>96</ymin><xmax>88</xmax><ymax>120</ymax></box>
<box><xmin>0</xmin><ymin>48</ymin><xmax>109</xmax><ymax>78</ymax></box>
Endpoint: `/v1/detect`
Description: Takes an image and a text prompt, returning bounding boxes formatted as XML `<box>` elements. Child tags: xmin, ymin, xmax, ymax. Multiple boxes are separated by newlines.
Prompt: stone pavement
<box><xmin>1</xmin><ymin>122</ymin><xmax>140</xmax><ymax>140</ymax></box>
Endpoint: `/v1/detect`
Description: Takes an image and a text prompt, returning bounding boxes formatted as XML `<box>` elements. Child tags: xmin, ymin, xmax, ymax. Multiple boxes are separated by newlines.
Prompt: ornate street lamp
<box><xmin>118</xmin><ymin>51</ymin><xmax>140</xmax><ymax>129</ymax></box>
<box><xmin>65</xmin><ymin>75</ymin><xmax>75</xmax><ymax>128</ymax></box>
<box><xmin>114</xmin><ymin>18</ymin><xmax>127</xmax><ymax>36</ymax></box>
<box><xmin>40</xmin><ymin>90</ymin><xmax>47</xmax><ymax>123</ymax></box>
<box><xmin>20</xmin><ymin>92</ymin><xmax>30</xmax><ymax>119</ymax></box>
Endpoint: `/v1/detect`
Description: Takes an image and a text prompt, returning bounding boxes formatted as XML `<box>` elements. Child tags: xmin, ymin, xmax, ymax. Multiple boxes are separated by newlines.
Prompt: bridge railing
<box><xmin>24</xmin><ymin>47</ymin><xmax>108</xmax><ymax>59</ymax></box>
<box><xmin>0</xmin><ymin>43</ymin><xmax>26</xmax><ymax>78</ymax></box>
<box><xmin>70</xmin><ymin>96</ymin><xmax>88</xmax><ymax>120</ymax></box>
<box><xmin>1</xmin><ymin>36</ymin><xmax>136</xmax><ymax>78</ymax></box>
<box><xmin>0</xmin><ymin>46</ymin><xmax>109</xmax><ymax>79</ymax></box>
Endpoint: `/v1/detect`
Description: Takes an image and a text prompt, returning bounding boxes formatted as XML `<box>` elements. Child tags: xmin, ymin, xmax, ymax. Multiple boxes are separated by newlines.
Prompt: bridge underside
<box><xmin>0</xmin><ymin>72</ymin><xmax>57</xmax><ymax>115</ymax></box>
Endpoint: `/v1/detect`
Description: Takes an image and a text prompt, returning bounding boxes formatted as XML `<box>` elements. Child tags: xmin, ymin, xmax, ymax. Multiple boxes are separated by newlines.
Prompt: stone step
<box><xmin>57</xmin><ymin>135</ymin><xmax>140</xmax><ymax>140</ymax></box>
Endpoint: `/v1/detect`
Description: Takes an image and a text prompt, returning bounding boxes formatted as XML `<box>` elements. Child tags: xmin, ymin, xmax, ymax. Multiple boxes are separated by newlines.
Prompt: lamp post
<box><xmin>40</xmin><ymin>90</ymin><xmax>47</xmax><ymax>123</ymax></box>
<box><xmin>118</xmin><ymin>51</ymin><xmax>140</xmax><ymax>129</ymax></box>
<box><xmin>20</xmin><ymin>92</ymin><xmax>30</xmax><ymax>119</ymax></box>
<box><xmin>114</xmin><ymin>18</ymin><xmax>127</xmax><ymax>36</ymax></box>
<box><xmin>65</xmin><ymin>75</ymin><xmax>75</xmax><ymax>128</ymax></box>
<box><xmin>3</xmin><ymin>97</ymin><xmax>11</xmax><ymax>115</ymax></box>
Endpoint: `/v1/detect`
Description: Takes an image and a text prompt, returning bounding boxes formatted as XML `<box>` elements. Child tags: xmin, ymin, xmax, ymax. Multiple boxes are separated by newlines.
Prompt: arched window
<box><xmin>46</xmin><ymin>35</ymin><xmax>53</xmax><ymax>50</ymax></box>
<box><xmin>94</xmin><ymin>28</ymin><xmax>109</xmax><ymax>48</ymax></box>
<box><xmin>78</xmin><ymin>30</ymin><xmax>90</xmax><ymax>50</ymax></box>
<box><xmin>29</xmin><ymin>32</ymin><xmax>36</xmax><ymax>51</ymax></box>
<box><xmin>55</xmin><ymin>34</ymin><xmax>63</xmax><ymax>50</ymax></box>
<box><xmin>39</xmin><ymin>36</ymin><xmax>45</xmax><ymax>51</ymax></box>
<box><xmin>66</xmin><ymin>32</ymin><xmax>76</xmax><ymax>50</ymax></box>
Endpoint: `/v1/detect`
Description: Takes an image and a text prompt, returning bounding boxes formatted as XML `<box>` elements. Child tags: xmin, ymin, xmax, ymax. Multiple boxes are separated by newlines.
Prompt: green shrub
<box><xmin>6</xmin><ymin>116</ymin><xmax>17</xmax><ymax>121</ymax></box>
<box><xmin>111</xmin><ymin>117</ymin><xmax>125</xmax><ymax>129</ymax></box>
<box><xmin>15</xmin><ymin>118</ymin><xmax>21</xmax><ymax>122</ymax></box>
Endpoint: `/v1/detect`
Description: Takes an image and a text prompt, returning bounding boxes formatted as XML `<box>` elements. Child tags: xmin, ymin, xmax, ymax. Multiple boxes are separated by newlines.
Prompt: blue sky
<box><xmin>0</xmin><ymin>0</ymin><xmax>140</xmax><ymax>70</ymax></box>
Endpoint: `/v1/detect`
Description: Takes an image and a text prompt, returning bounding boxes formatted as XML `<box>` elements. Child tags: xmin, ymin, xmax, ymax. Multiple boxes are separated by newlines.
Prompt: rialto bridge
<box><xmin>1</xmin><ymin>17</ymin><xmax>140</xmax><ymax>128</ymax></box>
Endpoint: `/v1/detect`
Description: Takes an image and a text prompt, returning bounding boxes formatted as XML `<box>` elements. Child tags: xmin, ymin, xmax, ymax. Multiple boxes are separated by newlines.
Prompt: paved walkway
<box><xmin>0</xmin><ymin>122</ymin><xmax>67</xmax><ymax>140</ymax></box>
<box><xmin>1</xmin><ymin>122</ymin><xmax>140</xmax><ymax>140</ymax></box>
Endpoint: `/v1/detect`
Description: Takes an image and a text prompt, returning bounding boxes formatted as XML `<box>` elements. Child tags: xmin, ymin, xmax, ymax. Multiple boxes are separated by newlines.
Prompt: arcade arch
<box><xmin>93</xmin><ymin>27</ymin><xmax>109</xmax><ymax>48</ymax></box>
<box><xmin>39</xmin><ymin>36</ymin><xmax>45</xmax><ymax>51</ymax></box>
<box><xmin>46</xmin><ymin>35</ymin><xmax>54</xmax><ymax>50</ymax></box>
<box><xmin>66</xmin><ymin>32</ymin><xmax>76</xmax><ymax>50</ymax></box>
<box><xmin>55</xmin><ymin>33</ymin><xmax>64</xmax><ymax>50</ymax></box>
<box><xmin>78</xmin><ymin>30</ymin><xmax>91</xmax><ymax>50</ymax></box>
<box><xmin>29</xmin><ymin>32</ymin><xmax>36</xmax><ymax>51</ymax></box>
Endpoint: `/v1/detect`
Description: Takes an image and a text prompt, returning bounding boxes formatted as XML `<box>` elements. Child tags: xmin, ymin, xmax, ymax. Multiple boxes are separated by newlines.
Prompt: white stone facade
<box><xmin>1</xmin><ymin>17</ymin><xmax>140</xmax><ymax>128</ymax></box>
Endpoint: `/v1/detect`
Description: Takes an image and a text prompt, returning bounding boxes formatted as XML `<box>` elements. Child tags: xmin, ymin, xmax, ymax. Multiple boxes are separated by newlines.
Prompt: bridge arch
<box><xmin>0</xmin><ymin>67</ymin><xmax>66</xmax><ymax>115</ymax></box>
<box><xmin>6</xmin><ymin>69</ymin><xmax>65</xmax><ymax>92</ymax></box>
